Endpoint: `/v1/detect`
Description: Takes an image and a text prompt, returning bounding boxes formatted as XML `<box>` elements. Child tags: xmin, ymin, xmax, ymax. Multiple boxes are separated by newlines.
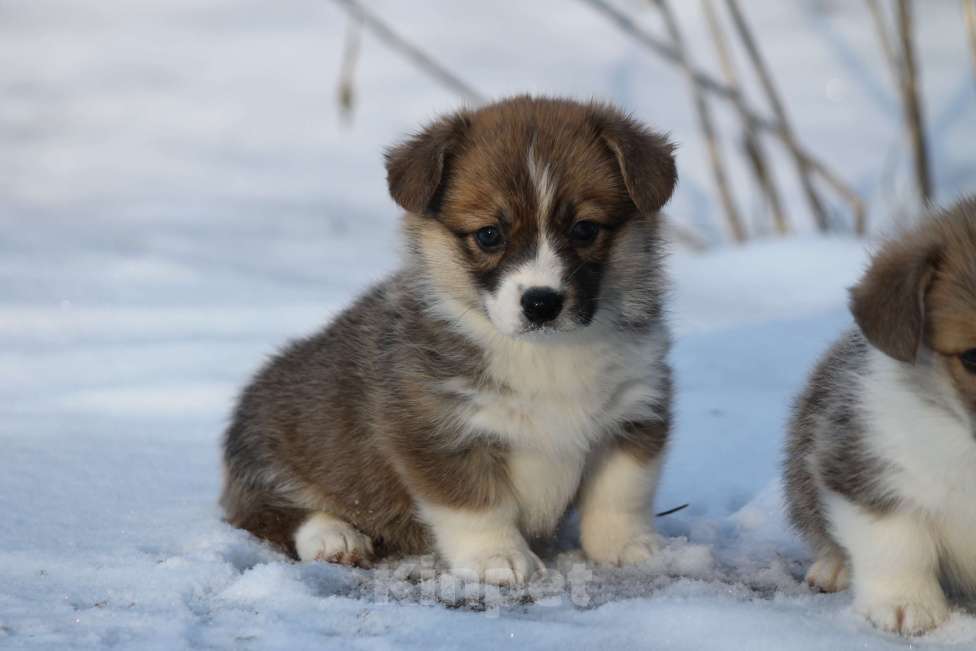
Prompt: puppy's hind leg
<box><xmin>221</xmin><ymin>484</ymin><xmax>308</xmax><ymax>559</ymax></box>
<box><xmin>221</xmin><ymin>480</ymin><xmax>375</xmax><ymax>566</ymax></box>
<box><xmin>294</xmin><ymin>512</ymin><xmax>375</xmax><ymax>568</ymax></box>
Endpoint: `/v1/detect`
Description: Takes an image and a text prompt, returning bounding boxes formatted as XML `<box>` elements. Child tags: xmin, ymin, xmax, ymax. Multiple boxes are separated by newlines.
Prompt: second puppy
<box><xmin>785</xmin><ymin>197</ymin><xmax>976</xmax><ymax>634</ymax></box>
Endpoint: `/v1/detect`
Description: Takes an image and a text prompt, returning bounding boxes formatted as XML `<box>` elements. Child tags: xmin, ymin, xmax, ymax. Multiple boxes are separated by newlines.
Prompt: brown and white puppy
<box><xmin>785</xmin><ymin>197</ymin><xmax>976</xmax><ymax>634</ymax></box>
<box><xmin>221</xmin><ymin>96</ymin><xmax>677</xmax><ymax>585</ymax></box>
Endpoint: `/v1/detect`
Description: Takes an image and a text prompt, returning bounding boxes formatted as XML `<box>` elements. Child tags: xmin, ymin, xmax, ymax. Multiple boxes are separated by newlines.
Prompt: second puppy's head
<box><xmin>850</xmin><ymin>197</ymin><xmax>976</xmax><ymax>408</ymax></box>
<box><xmin>386</xmin><ymin>96</ymin><xmax>676</xmax><ymax>337</ymax></box>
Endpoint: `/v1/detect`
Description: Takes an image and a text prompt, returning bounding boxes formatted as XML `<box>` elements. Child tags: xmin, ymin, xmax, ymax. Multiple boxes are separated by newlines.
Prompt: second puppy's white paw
<box><xmin>856</xmin><ymin>585</ymin><xmax>949</xmax><ymax>635</ymax></box>
<box><xmin>294</xmin><ymin>512</ymin><xmax>374</xmax><ymax>568</ymax></box>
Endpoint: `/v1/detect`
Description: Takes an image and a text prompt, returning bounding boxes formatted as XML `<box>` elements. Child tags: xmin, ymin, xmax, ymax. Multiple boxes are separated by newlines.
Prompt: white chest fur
<box><xmin>508</xmin><ymin>446</ymin><xmax>587</xmax><ymax>536</ymax></box>
<box><xmin>862</xmin><ymin>348</ymin><xmax>976</xmax><ymax>587</ymax></box>
<box><xmin>442</xmin><ymin>323</ymin><xmax>669</xmax><ymax>536</ymax></box>
<box><xmin>464</xmin><ymin>327</ymin><xmax>666</xmax><ymax>448</ymax></box>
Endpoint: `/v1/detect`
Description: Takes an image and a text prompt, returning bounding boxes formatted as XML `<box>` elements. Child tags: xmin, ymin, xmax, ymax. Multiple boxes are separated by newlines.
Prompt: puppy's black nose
<box><xmin>521</xmin><ymin>287</ymin><xmax>564</xmax><ymax>324</ymax></box>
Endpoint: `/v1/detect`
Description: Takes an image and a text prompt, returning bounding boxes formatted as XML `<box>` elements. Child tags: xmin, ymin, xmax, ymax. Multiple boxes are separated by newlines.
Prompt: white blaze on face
<box><xmin>527</xmin><ymin>147</ymin><xmax>555</xmax><ymax>224</ymax></box>
<box><xmin>484</xmin><ymin>238</ymin><xmax>564</xmax><ymax>335</ymax></box>
<box><xmin>483</xmin><ymin>149</ymin><xmax>564</xmax><ymax>336</ymax></box>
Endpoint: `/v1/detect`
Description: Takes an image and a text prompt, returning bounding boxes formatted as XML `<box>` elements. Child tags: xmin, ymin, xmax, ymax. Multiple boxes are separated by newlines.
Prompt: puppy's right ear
<box><xmin>385</xmin><ymin>112</ymin><xmax>470</xmax><ymax>216</ymax></box>
<box><xmin>849</xmin><ymin>236</ymin><xmax>939</xmax><ymax>363</ymax></box>
<box><xmin>589</xmin><ymin>104</ymin><xmax>677</xmax><ymax>217</ymax></box>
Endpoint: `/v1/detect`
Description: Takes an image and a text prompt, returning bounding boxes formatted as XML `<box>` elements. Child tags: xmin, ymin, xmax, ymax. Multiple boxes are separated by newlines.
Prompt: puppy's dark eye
<box><xmin>959</xmin><ymin>349</ymin><xmax>976</xmax><ymax>373</ymax></box>
<box><xmin>474</xmin><ymin>226</ymin><xmax>503</xmax><ymax>250</ymax></box>
<box><xmin>569</xmin><ymin>220</ymin><xmax>600</xmax><ymax>244</ymax></box>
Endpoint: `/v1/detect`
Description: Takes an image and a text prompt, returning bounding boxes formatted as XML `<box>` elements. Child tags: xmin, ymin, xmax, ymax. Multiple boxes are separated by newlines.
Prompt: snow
<box><xmin>2</xmin><ymin>0</ymin><xmax>975</xmax><ymax>648</ymax></box>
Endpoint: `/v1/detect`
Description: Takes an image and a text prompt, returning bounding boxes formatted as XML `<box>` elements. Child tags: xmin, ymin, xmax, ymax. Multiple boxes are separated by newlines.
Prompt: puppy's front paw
<box><xmin>805</xmin><ymin>554</ymin><xmax>849</xmax><ymax>593</ymax></box>
<box><xmin>450</xmin><ymin>542</ymin><xmax>544</xmax><ymax>586</ymax></box>
<box><xmin>616</xmin><ymin>532</ymin><xmax>661</xmax><ymax>565</ymax></box>
<box><xmin>856</xmin><ymin>589</ymin><xmax>949</xmax><ymax>635</ymax></box>
<box><xmin>422</xmin><ymin>502</ymin><xmax>544</xmax><ymax>585</ymax></box>
<box><xmin>294</xmin><ymin>512</ymin><xmax>374</xmax><ymax>568</ymax></box>
<box><xmin>581</xmin><ymin>513</ymin><xmax>659</xmax><ymax>566</ymax></box>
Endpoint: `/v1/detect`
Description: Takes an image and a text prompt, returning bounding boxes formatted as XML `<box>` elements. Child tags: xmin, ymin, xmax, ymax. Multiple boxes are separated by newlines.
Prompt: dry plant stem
<box><xmin>865</xmin><ymin>0</ymin><xmax>902</xmax><ymax>88</ymax></box>
<box><xmin>804</xmin><ymin>153</ymin><xmax>867</xmax><ymax>236</ymax></box>
<box><xmin>337</xmin><ymin>15</ymin><xmax>363</xmax><ymax>123</ymax></box>
<box><xmin>329</xmin><ymin>0</ymin><xmax>484</xmax><ymax>104</ymax></box>
<box><xmin>580</xmin><ymin>0</ymin><xmax>864</xmax><ymax>233</ymax></box>
<box><xmin>702</xmin><ymin>0</ymin><xmax>788</xmax><ymax>235</ymax></box>
<box><xmin>897</xmin><ymin>0</ymin><xmax>932</xmax><ymax>202</ymax></box>
<box><xmin>725</xmin><ymin>0</ymin><xmax>830</xmax><ymax>232</ymax></box>
<box><xmin>966</xmin><ymin>1</ymin><xmax>976</xmax><ymax>86</ymax></box>
<box><xmin>868</xmin><ymin>0</ymin><xmax>932</xmax><ymax>205</ymax></box>
<box><xmin>655</xmin><ymin>0</ymin><xmax>746</xmax><ymax>242</ymax></box>
<box><xmin>580</xmin><ymin>0</ymin><xmax>777</xmax><ymax>128</ymax></box>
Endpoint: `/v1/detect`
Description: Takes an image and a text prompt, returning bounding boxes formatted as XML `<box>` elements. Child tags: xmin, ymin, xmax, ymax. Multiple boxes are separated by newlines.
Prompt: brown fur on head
<box><xmin>385</xmin><ymin>95</ymin><xmax>677</xmax><ymax>337</ymax></box>
<box><xmin>850</xmin><ymin>198</ymin><xmax>976</xmax><ymax>405</ymax></box>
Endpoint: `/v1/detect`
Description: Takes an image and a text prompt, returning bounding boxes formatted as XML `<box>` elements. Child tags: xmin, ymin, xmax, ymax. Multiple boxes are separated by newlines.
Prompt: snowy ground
<box><xmin>2</xmin><ymin>0</ymin><xmax>976</xmax><ymax>649</ymax></box>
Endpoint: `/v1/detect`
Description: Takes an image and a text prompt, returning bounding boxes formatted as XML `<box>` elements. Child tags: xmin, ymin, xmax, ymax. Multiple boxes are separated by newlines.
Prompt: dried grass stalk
<box><xmin>702</xmin><ymin>0</ymin><xmax>788</xmax><ymax>235</ymax></box>
<box><xmin>337</xmin><ymin>15</ymin><xmax>363</xmax><ymax>124</ymax></box>
<box><xmin>966</xmin><ymin>1</ymin><xmax>976</xmax><ymax>84</ymax></box>
<box><xmin>656</xmin><ymin>0</ymin><xmax>746</xmax><ymax>242</ymax></box>
<box><xmin>725</xmin><ymin>0</ymin><xmax>830</xmax><ymax>232</ymax></box>
<box><xmin>896</xmin><ymin>0</ymin><xmax>932</xmax><ymax>202</ymax></box>
<box><xmin>330</xmin><ymin>0</ymin><xmax>484</xmax><ymax>104</ymax></box>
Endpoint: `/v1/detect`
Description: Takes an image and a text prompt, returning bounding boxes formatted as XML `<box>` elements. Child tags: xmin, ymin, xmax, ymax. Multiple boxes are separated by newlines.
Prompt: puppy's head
<box><xmin>850</xmin><ymin>197</ymin><xmax>976</xmax><ymax>407</ymax></box>
<box><xmin>386</xmin><ymin>96</ymin><xmax>676</xmax><ymax>337</ymax></box>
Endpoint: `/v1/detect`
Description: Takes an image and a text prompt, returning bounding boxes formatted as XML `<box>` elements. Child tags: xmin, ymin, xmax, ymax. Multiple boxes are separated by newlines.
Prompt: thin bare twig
<box><xmin>655</xmin><ymin>0</ymin><xmax>745</xmax><ymax>242</ymax></box>
<box><xmin>329</xmin><ymin>0</ymin><xmax>484</xmax><ymax>104</ymax></box>
<box><xmin>725</xmin><ymin>0</ymin><xmax>830</xmax><ymax>232</ymax></box>
<box><xmin>803</xmin><ymin>154</ymin><xmax>866</xmax><ymax>236</ymax></box>
<box><xmin>578</xmin><ymin>0</ymin><xmax>777</xmax><ymax>129</ymax></box>
<box><xmin>966</xmin><ymin>1</ymin><xmax>976</xmax><ymax>85</ymax></box>
<box><xmin>656</xmin><ymin>503</ymin><xmax>690</xmax><ymax>517</ymax></box>
<box><xmin>579</xmin><ymin>0</ymin><xmax>864</xmax><ymax>233</ymax></box>
<box><xmin>896</xmin><ymin>0</ymin><xmax>932</xmax><ymax>202</ymax></box>
<box><xmin>865</xmin><ymin>0</ymin><xmax>902</xmax><ymax>88</ymax></box>
<box><xmin>866</xmin><ymin>0</ymin><xmax>931</xmax><ymax>209</ymax></box>
<box><xmin>337</xmin><ymin>14</ymin><xmax>363</xmax><ymax>124</ymax></box>
<box><xmin>702</xmin><ymin>0</ymin><xmax>788</xmax><ymax>235</ymax></box>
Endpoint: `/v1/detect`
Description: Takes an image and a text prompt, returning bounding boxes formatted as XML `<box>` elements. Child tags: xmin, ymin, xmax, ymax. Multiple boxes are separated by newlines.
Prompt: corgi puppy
<box><xmin>220</xmin><ymin>96</ymin><xmax>678</xmax><ymax>585</ymax></box>
<box><xmin>785</xmin><ymin>198</ymin><xmax>976</xmax><ymax>634</ymax></box>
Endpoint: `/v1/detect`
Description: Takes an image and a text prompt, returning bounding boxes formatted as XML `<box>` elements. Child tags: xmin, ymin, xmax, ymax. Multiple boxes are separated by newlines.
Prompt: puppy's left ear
<box><xmin>385</xmin><ymin>111</ymin><xmax>470</xmax><ymax>216</ymax></box>
<box><xmin>592</xmin><ymin>106</ymin><xmax>677</xmax><ymax>216</ymax></box>
<box><xmin>849</xmin><ymin>236</ymin><xmax>940</xmax><ymax>363</ymax></box>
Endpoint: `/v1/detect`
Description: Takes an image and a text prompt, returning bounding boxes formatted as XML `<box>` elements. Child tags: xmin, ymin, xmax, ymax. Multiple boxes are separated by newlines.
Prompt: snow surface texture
<box><xmin>2</xmin><ymin>0</ymin><xmax>976</xmax><ymax>649</ymax></box>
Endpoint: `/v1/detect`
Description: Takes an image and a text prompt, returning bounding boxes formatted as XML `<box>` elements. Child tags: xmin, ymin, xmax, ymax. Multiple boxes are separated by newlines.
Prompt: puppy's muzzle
<box><xmin>521</xmin><ymin>287</ymin><xmax>564</xmax><ymax>325</ymax></box>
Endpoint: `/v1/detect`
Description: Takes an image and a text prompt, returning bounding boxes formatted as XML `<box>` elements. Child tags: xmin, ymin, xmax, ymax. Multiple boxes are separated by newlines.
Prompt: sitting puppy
<box><xmin>785</xmin><ymin>197</ymin><xmax>976</xmax><ymax>634</ymax></box>
<box><xmin>220</xmin><ymin>96</ymin><xmax>678</xmax><ymax>585</ymax></box>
